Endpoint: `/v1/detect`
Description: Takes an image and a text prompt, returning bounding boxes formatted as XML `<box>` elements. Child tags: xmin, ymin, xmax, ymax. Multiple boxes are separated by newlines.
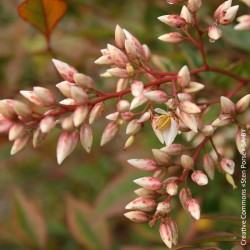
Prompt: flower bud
<box><xmin>220</xmin><ymin>157</ymin><xmax>235</xmax><ymax>175</ymax></box>
<box><xmin>131</xmin><ymin>81</ymin><xmax>144</xmax><ymax>97</ymax></box>
<box><xmin>12</xmin><ymin>101</ymin><xmax>32</xmax><ymax>118</ymax></box>
<box><xmin>9</xmin><ymin>124</ymin><xmax>26</xmax><ymax>141</ymax></box>
<box><xmin>80</xmin><ymin>124</ymin><xmax>93</xmax><ymax>153</ymax></box>
<box><xmin>177</xmin><ymin>65</ymin><xmax>190</xmax><ymax>88</ymax></box>
<box><xmin>124</xmin><ymin>135</ymin><xmax>135</xmax><ymax>150</ymax></box>
<box><xmin>226</xmin><ymin>173</ymin><xmax>237</xmax><ymax>189</ymax></box>
<box><xmin>236</xmin><ymin>129</ymin><xmax>245</xmax><ymax>155</ymax></box>
<box><xmin>59</xmin><ymin>98</ymin><xmax>77</xmax><ymax>106</ymax></box>
<box><xmin>169</xmin><ymin>217</ymin><xmax>178</xmax><ymax>245</ymax></box>
<box><xmin>134</xmin><ymin>188</ymin><xmax>156</xmax><ymax>199</ymax></box>
<box><xmin>152</xmin><ymin>149</ymin><xmax>171</xmax><ymax>166</ymax></box>
<box><xmin>124</xmin><ymin>211</ymin><xmax>151</xmax><ymax>223</ymax></box>
<box><xmin>133</xmin><ymin>177</ymin><xmax>163</xmax><ymax>190</ymax></box>
<box><xmin>116</xmin><ymin>79</ymin><xmax>128</xmax><ymax>92</ymax></box>
<box><xmin>126</xmin><ymin>119</ymin><xmax>142</xmax><ymax>135</ymax></box>
<box><xmin>115</xmin><ymin>25</ymin><xmax>126</xmax><ymax>49</ymax></box>
<box><xmin>11</xmin><ymin>134</ymin><xmax>30</xmax><ymax>155</ymax></box>
<box><xmin>144</xmin><ymin>90</ymin><xmax>168</xmax><ymax>103</ymax></box>
<box><xmin>121</xmin><ymin>111</ymin><xmax>134</xmax><ymax>121</ymax></box>
<box><xmin>73</xmin><ymin>73</ymin><xmax>94</xmax><ymax>89</ymax></box>
<box><xmin>125</xmin><ymin>197</ymin><xmax>157</xmax><ymax>212</ymax></box>
<box><xmin>161</xmin><ymin>144</ymin><xmax>183</xmax><ymax>156</ymax></box>
<box><xmin>218</xmin><ymin>5</ymin><xmax>239</xmax><ymax>25</ymax></box>
<box><xmin>142</xmin><ymin>44</ymin><xmax>151</xmax><ymax>61</ymax></box>
<box><xmin>0</xmin><ymin>117</ymin><xmax>13</xmax><ymax>133</ymax></box>
<box><xmin>107</xmin><ymin>44</ymin><xmax>128</xmax><ymax>68</ymax></box>
<box><xmin>125</xmin><ymin>39</ymin><xmax>138</xmax><ymax>60</ymax></box>
<box><xmin>32</xmin><ymin>128</ymin><xmax>46</xmax><ymax>148</ymax></box>
<box><xmin>183</xmin><ymin>82</ymin><xmax>204</xmax><ymax>93</ymax></box>
<box><xmin>212</xmin><ymin>114</ymin><xmax>233</xmax><ymax>127</ymax></box>
<box><xmin>178</xmin><ymin>111</ymin><xmax>198</xmax><ymax>132</ymax></box>
<box><xmin>166</xmin><ymin>181</ymin><xmax>178</xmax><ymax>196</ymax></box>
<box><xmin>73</xmin><ymin>105</ymin><xmax>88</xmax><ymax>127</ymax></box>
<box><xmin>235</xmin><ymin>14</ymin><xmax>250</xmax><ymax>30</ymax></box>
<box><xmin>156</xmin><ymin>201</ymin><xmax>171</xmax><ymax>214</ymax></box>
<box><xmin>130</xmin><ymin>93</ymin><xmax>148</xmax><ymax>110</ymax></box>
<box><xmin>94</xmin><ymin>54</ymin><xmax>113</xmax><ymax>65</ymax></box>
<box><xmin>185</xmin><ymin>198</ymin><xmax>200</xmax><ymax>220</ymax></box>
<box><xmin>0</xmin><ymin>101</ymin><xmax>16</xmax><ymax>120</ymax></box>
<box><xmin>33</xmin><ymin>87</ymin><xmax>56</xmax><ymax>106</ymax></box>
<box><xmin>180</xmin><ymin>5</ymin><xmax>192</xmax><ymax>24</ymax></box>
<box><xmin>137</xmin><ymin>111</ymin><xmax>151</xmax><ymax>123</ymax></box>
<box><xmin>208</xmin><ymin>25</ymin><xmax>223</xmax><ymax>42</ymax></box>
<box><xmin>181</xmin><ymin>155</ymin><xmax>194</xmax><ymax>169</ymax></box>
<box><xmin>52</xmin><ymin>59</ymin><xmax>78</xmax><ymax>82</ymax></box>
<box><xmin>70</xmin><ymin>85</ymin><xmax>88</xmax><ymax>104</ymax></box>
<box><xmin>158</xmin><ymin>32</ymin><xmax>183</xmax><ymax>44</ymax></box>
<box><xmin>179</xmin><ymin>101</ymin><xmax>201</xmax><ymax>114</ymax></box>
<box><xmin>20</xmin><ymin>91</ymin><xmax>43</xmax><ymax>106</ymax></box>
<box><xmin>220</xmin><ymin>96</ymin><xmax>235</xmax><ymax>114</ymax></box>
<box><xmin>117</xmin><ymin>100</ymin><xmax>130</xmax><ymax>112</ymax></box>
<box><xmin>159</xmin><ymin>222</ymin><xmax>173</xmax><ymax>249</ymax></box>
<box><xmin>187</xmin><ymin>0</ymin><xmax>202</xmax><ymax>12</ymax></box>
<box><xmin>106</xmin><ymin>111</ymin><xmax>119</xmax><ymax>121</ymax></box>
<box><xmin>128</xmin><ymin>158</ymin><xmax>158</xmax><ymax>172</ymax></box>
<box><xmin>61</xmin><ymin>116</ymin><xmax>74</xmax><ymax>131</ymax></box>
<box><xmin>179</xmin><ymin>188</ymin><xmax>192</xmax><ymax>209</ymax></box>
<box><xmin>106</xmin><ymin>68</ymin><xmax>130</xmax><ymax>78</ymax></box>
<box><xmin>100</xmin><ymin>121</ymin><xmax>119</xmax><ymax>146</ymax></box>
<box><xmin>203</xmin><ymin>154</ymin><xmax>215</xmax><ymax>180</ymax></box>
<box><xmin>56</xmin><ymin>81</ymin><xmax>71</xmax><ymax>97</ymax></box>
<box><xmin>158</xmin><ymin>15</ymin><xmax>186</xmax><ymax>28</ymax></box>
<box><xmin>40</xmin><ymin>116</ymin><xmax>55</xmax><ymax>134</ymax></box>
<box><xmin>89</xmin><ymin>102</ymin><xmax>105</xmax><ymax>124</ymax></box>
<box><xmin>201</xmin><ymin>125</ymin><xmax>214</xmax><ymax>137</ymax></box>
<box><xmin>191</xmin><ymin>170</ymin><xmax>208</xmax><ymax>185</ymax></box>
<box><xmin>235</xmin><ymin>94</ymin><xmax>250</xmax><ymax>114</ymax></box>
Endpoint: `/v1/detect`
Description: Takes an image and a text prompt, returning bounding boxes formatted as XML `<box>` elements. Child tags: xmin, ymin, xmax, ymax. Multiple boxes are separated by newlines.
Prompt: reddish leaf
<box><xmin>18</xmin><ymin>0</ymin><xmax>67</xmax><ymax>42</ymax></box>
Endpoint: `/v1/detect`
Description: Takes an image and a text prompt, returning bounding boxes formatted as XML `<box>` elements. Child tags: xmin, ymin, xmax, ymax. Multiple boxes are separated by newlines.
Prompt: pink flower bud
<box><xmin>107</xmin><ymin>44</ymin><xmax>128</xmax><ymax>68</ymax></box>
<box><xmin>181</xmin><ymin>155</ymin><xmax>194</xmax><ymax>169</ymax></box>
<box><xmin>137</xmin><ymin>111</ymin><xmax>151</xmax><ymax>123</ymax></box>
<box><xmin>203</xmin><ymin>154</ymin><xmax>215</xmax><ymax>180</ymax></box>
<box><xmin>12</xmin><ymin>101</ymin><xmax>32</xmax><ymax>118</ymax></box>
<box><xmin>40</xmin><ymin>116</ymin><xmax>55</xmax><ymax>134</ymax></box>
<box><xmin>131</xmin><ymin>81</ymin><xmax>144</xmax><ymax>97</ymax></box>
<box><xmin>73</xmin><ymin>73</ymin><xmax>94</xmax><ymax>89</ymax></box>
<box><xmin>201</xmin><ymin>125</ymin><xmax>214</xmax><ymax>137</ymax></box>
<box><xmin>178</xmin><ymin>111</ymin><xmax>198</xmax><ymax>132</ymax></box>
<box><xmin>183</xmin><ymin>82</ymin><xmax>204</xmax><ymax>93</ymax></box>
<box><xmin>208</xmin><ymin>25</ymin><xmax>223</xmax><ymax>42</ymax></box>
<box><xmin>168</xmin><ymin>217</ymin><xmax>178</xmax><ymax>245</ymax></box>
<box><xmin>134</xmin><ymin>188</ymin><xmax>156</xmax><ymax>199</ymax></box>
<box><xmin>123</xmin><ymin>29</ymin><xmax>143</xmax><ymax>57</ymax></box>
<box><xmin>179</xmin><ymin>188</ymin><xmax>192</xmax><ymax>209</ymax></box>
<box><xmin>33</xmin><ymin>87</ymin><xmax>56</xmax><ymax>106</ymax></box>
<box><xmin>166</xmin><ymin>181</ymin><xmax>178</xmax><ymax>196</ymax></box>
<box><xmin>0</xmin><ymin>117</ymin><xmax>13</xmax><ymax>134</ymax></box>
<box><xmin>70</xmin><ymin>85</ymin><xmax>88</xmax><ymax>104</ymax></box>
<box><xmin>32</xmin><ymin>128</ymin><xmax>46</xmax><ymax>148</ymax></box>
<box><xmin>158</xmin><ymin>32</ymin><xmax>183</xmax><ymax>44</ymax></box>
<box><xmin>126</xmin><ymin>119</ymin><xmax>142</xmax><ymax>135</ymax></box>
<box><xmin>61</xmin><ymin>117</ymin><xmax>74</xmax><ymax>131</ymax></box>
<box><xmin>106</xmin><ymin>68</ymin><xmax>130</xmax><ymax>78</ymax></box>
<box><xmin>125</xmin><ymin>197</ymin><xmax>157</xmax><ymax>212</ymax></box>
<box><xmin>180</xmin><ymin>5</ymin><xmax>193</xmax><ymax>24</ymax></box>
<box><xmin>187</xmin><ymin>0</ymin><xmax>202</xmax><ymax>13</ymax></box>
<box><xmin>100</xmin><ymin>121</ymin><xmax>119</xmax><ymax>146</ymax></box>
<box><xmin>220</xmin><ymin>5</ymin><xmax>239</xmax><ymax>25</ymax></box>
<box><xmin>89</xmin><ymin>102</ymin><xmax>105</xmax><ymax>124</ymax></box>
<box><xmin>212</xmin><ymin>114</ymin><xmax>232</xmax><ymax>127</ymax></box>
<box><xmin>57</xmin><ymin>131</ymin><xmax>78</xmax><ymax>164</ymax></box>
<box><xmin>179</xmin><ymin>101</ymin><xmax>201</xmax><ymax>114</ymax></box>
<box><xmin>106</xmin><ymin>111</ymin><xmax>119</xmax><ymax>121</ymax></box>
<box><xmin>159</xmin><ymin>222</ymin><xmax>173</xmax><ymax>249</ymax></box>
<box><xmin>117</xmin><ymin>100</ymin><xmax>130</xmax><ymax>112</ymax></box>
<box><xmin>177</xmin><ymin>93</ymin><xmax>193</xmax><ymax>102</ymax></box>
<box><xmin>115</xmin><ymin>25</ymin><xmax>126</xmax><ymax>49</ymax></box>
<box><xmin>94</xmin><ymin>55</ymin><xmax>113</xmax><ymax>65</ymax></box>
<box><xmin>10</xmin><ymin>134</ymin><xmax>30</xmax><ymax>155</ymax></box>
<box><xmin>235</xmin><ymin>15</ymin><xmax>250</xmax><ymax>30</ymax></box>
<box><xmin>127</xmin><ymin>158</ymin><xmax>158</xmax><ymax>172</ymax></box>
<box><xmin>220</xmin><ymin>96</ymin><xmax>235</xmax><ymax>114</ymax></box>
<box><xmin>161</xmin><ymin>144</ymin><xmax>183</xmax><ymax>156</ymax></box>
<box><xmin>214</xmin><ymin>0</ymin><xmax>233</xmax><ymax>21</ymax></box>
<box><xmin>73</xmin><ymin>105</ymin><xmax>88</xmax><ymax>127</ymax></box>
<box><xmin>156</xmin><ymin>201</ymin><xmax>171</xmax><ymax>214</ymax></box>
<box><xmin>152</xmin><ymin>149</ymin><xmax>171</xmax><ymax>166</ymax></box>
<box><xmin>144</xmin><ymin>90</ymin><xmax>168</xmax><ymax>103</ymax></box>
<box><xmin>133</xmin><ymin>177</ymin><xmax>163</xmax><ymax>190</ymax></box>
<box><xmin>124</xmin><ymin>211</ymin><xmax>151</xmax><ymax>223</ymax></box>
<box><xmin>56</xmin><ymin>81</ymin><xmax>72</xmax><ymax>98</ymax></box>
<box><xmin>80</xmin><ymin>124</ymin><xmax>93</xmax><ymax>153</ymax></box>
<box><xmin>235</xmin><ymin>94</ymin><xmax>250</xmax><ymax>114</ymax></box>
<box><xmin>0</xmin><ymin>101</ymin><xmax>16</xmax><ymax>120</ymax></box>
<box><xmin>52</xmin><ymin>59</ymin><xmax>77</xmax><ymax>82</ymax></box>
<box><xmin>20</xmin><ymin>91</ymin><xmax>43</xmax><ymax>106</ymax></box>
<box><xmin>8</xmin><ymin>124</ymin><xmax>25</xmax><ymax>141</ymax></box>
<box><xmin>185</xmin><ymin>198</ymin><xmax>200</xmax><ymax>220</ymax></box>
<box><xmin>158</xmin><ymin>15</ymin><xmax>186</xmax><ymax>28</ymax></box>
<box><xmin>142</xmin><ymin>44</ymin><xmax>151</xmax><ymax>61</ymax></box>
<box><xmin>177</xmin><ymin>65</ymin><xmax>190</xmax><ymax>87</ymax></box>
<box><xmin>121</xmin><ymin>111</ymin><xmax>134</xmax><ymax>121</ymax></box>
<box><xmin>130</xmin><ymin>93</ymin><xmax>148</xmax><ymax>110</ymax></box>
<box><xmin>125</xmin><ymin>39</ymin><xmax>139</xmax><ymax>60</ymax></box>
<box><xmin>220</xmin><ymin>157</ymin><xmax>235</xmax><ymax>175</ymax></box>
<box><xmin>191</xmin><ymin>170</ymin><xmax>208</xmax><ymax>185</ymax></box>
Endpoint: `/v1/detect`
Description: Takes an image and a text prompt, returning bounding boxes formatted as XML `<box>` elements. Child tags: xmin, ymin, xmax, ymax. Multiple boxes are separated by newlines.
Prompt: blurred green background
<box><xmin>0</xmin><ymin>0</ymin><xmax>249</xmax><ymax>249</ymax></box>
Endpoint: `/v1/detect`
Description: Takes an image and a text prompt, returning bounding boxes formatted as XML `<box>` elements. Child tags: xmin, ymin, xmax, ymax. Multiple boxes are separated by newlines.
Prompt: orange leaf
<box><xmin>18</xmin><ymin>0</ymin><xmax>67</xmax><ymax>41</ymax></box>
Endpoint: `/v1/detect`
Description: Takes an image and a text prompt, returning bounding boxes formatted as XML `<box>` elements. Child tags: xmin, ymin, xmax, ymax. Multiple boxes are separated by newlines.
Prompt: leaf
<box><xmin>18</xmin><ymin>0</ymin><xmax>67</xmax><ymax>42</ymax></box>
<box><xmin>94</xmin><ymin>170</ymin><xmax>142</xmax><ymax>220</ymax></box>
<box><xmin>65</xmin><ymin>194</ymin><xmax>111</xmax><ymax>250</ymax></box>
<box><xmin>12</xmin><ymin>189</ymin><xmax>47</xmax><ymax>249</ymax></box>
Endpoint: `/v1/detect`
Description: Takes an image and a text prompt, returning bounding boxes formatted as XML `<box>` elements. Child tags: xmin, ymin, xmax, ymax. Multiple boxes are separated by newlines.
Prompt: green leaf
<box><xmin>18</xmin><ymin>0</ymin><xmax>67</xmax><ymax>43</ymax></box>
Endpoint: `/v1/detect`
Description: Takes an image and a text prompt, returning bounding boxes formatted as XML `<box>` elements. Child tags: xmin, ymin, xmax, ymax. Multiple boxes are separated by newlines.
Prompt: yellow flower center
<box><xmin>155</xmin><ymin>115</ymin><xmax>171</xmax><ymax>131</ymax></box>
